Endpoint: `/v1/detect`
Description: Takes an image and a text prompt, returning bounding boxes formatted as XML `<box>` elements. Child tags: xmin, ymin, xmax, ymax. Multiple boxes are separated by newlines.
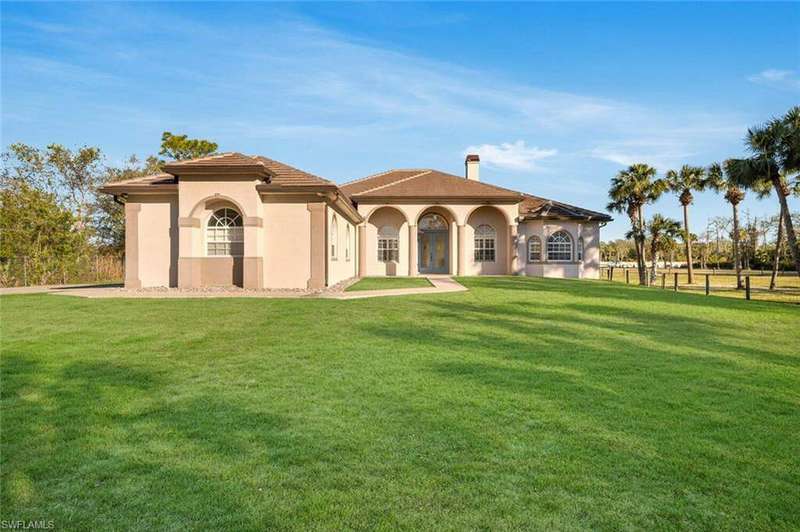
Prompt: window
<box><xmin>330</xmin><ymin>216</ymin><xmax>338</xmax><ymax>260</ymax></box>
<box><xmin>345</xmin><ymin>225</ymin><xmax>351</xmax><ymax>261</ymax></box>
<box><xmin>377</xmin><ymin>225</ymin><xmax>399</xmax><ymax>262</ymax></box>
<box><xmin>474</xmin><ymin>224</ymin><xmax>496</xmax><ymax>262</ymax></box>
<box><xmin>206</xmin><ymin>208</ymin><xmax>243</xmax><ymax>256</ymax></box>
<box><xmin>547</xmin><ymin>231</ymin><xmax>572</xmax><ymax>261</ymax></box>
<box><xmin>577</xmin><ymin>237</ymin><xmax>584</xmax><ymax>261</ymax></box>
<box><xmin>419</xmin><ymin>213</ymin><xmax>448</xmax><ymax>231</ymax></box>
<box><xmin>528</xmin><ymin>236</ymin><xmax>542</xmax><ymax>262</ymax></box>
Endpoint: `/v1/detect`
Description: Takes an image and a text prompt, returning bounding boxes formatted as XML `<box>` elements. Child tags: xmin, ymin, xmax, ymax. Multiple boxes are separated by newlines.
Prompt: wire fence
<box><xmin>0</xmin><ymin>255</ymin><xmax>124</xmax><ymax>288</ymax></box>
<box><xmin>600</xmin><ymin>266</ymin><xmax>800</xmax><ymax>304</ymax></box>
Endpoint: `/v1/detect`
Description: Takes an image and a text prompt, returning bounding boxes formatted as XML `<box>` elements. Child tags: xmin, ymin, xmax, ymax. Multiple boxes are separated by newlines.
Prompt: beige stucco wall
<box><xmin>464</xmin><ymin>206</ymin><xmax>509</xmax><ymax>276</ymax></box>
<box><xmin>517</xmin><ymin>220</ymin><xmax>602</xmax><ymax>279</ymax></box>
<box><xmin>364</xmin><ymin>206</ymin><xmax>410</xmax><ymax>276</ymax></box>
<box><xmin>262</xmin><ymin>201</ymin><xmax>311</xmax><ymax>289</ymax></box>
<box><xmin>327</xmin><ymin>207</ymin><xmax>358</xmax><ymax>285</ymax></box>
<box><xmin>128</xmin><ymin>194</ymin><xmax>178</xmax><ymax>288</ymax></box>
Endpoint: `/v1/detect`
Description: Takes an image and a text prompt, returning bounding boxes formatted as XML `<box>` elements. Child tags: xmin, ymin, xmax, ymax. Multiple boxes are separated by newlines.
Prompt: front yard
<box><xmin>1</xmin><ymin>277</ymin><xmax>798</xmax><ymax>529</ymax></box>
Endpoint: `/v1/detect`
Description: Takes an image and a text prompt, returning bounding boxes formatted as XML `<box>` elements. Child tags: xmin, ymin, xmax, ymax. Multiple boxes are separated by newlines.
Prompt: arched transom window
<box><xmin>330</xmin><ymin>215</ymin><xmax>339</xmax><ymax>260</ymax></box>
<box><xmin>419</xmin><ymin>213</ymin><xmax>448</xmax><ymax>231</ymax></box>
<box><xmin>377</xmin><ymin>225</ymin><xmax>399</xmax><ymax>262</ymax></box>
<box><xmin>474</xmin><ymin>224</ymin><xmax>496</xmax><ymax>262</ymax></box>
<box><xmin>207</xmin><ymin>208</ymin><xmax>243</xmax><ymax>256</ymax></box>
<box><xmin>577</xmin><ymin>237</ymin><xmax>584</xmax><ymax>261</ymax></box>
<box><xmin>547</xmin><ymin>231</ymin><xmax>572</xmax><ymax>262</ymax></box>
<box><xmin>528</xmin><ymin>236</ymin><xmax>542</xmax><ymax>262</ymax></box>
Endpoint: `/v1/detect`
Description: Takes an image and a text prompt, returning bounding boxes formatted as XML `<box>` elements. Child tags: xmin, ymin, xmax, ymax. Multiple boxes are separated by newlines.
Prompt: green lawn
<box><xmin>2</xmin><ymin>277</ymin><xmax>799</xmax><ymax>530</ymax></box>
<box><xmin>346</xmin><ymin>276</ymin><xmax>432</xmax><ymax>291</ymax></box>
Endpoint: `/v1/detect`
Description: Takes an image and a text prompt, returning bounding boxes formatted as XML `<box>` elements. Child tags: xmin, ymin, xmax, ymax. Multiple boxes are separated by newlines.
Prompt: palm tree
<box><xmin>738</xmin><ymin>112</ymin><xmax>800</xmax><ymax>275</ymax></box>
<box><xmin>607</xmin><ymin>163</ymin><xmax>666</xmax><ymax>285</ymax></box>
<box><xmin>665</xmin><ymin>165</ymin><xmax>708</xmax><ymax>284</ymax></box>
<box><xmin>708</xmin><ymin>162</ymin><xmax>746</xmax><ymax>288</ymax></box>
<box><xmin>646</xmin><ymin>214</ymin><xmax>682</xmax><ymax>283</ymax></box>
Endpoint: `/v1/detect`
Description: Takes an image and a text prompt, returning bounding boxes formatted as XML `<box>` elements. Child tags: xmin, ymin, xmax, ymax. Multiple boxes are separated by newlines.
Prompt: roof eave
<box><xmin>98</xmin><ymin>184</ymin><xmax>178</xmax><ymax>195</ymax></box>
<box><xmin>353</xmin><ymin>195</ymin><xmax>523</xmax><ymax>204</ymax></box>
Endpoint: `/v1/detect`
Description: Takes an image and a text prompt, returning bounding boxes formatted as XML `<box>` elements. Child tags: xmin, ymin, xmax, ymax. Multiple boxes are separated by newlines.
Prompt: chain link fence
<box><xmin>0</xmin><ymin>255</ymin><xmax>123</xmax><ymax>287</ymax></box>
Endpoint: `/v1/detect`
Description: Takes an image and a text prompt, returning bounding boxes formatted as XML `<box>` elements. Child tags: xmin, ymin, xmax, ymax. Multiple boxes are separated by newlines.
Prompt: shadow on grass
<box><xmin>0</xmin><ymin>355</ymin><xmax>325</xmax><ymax>529</ymax></box>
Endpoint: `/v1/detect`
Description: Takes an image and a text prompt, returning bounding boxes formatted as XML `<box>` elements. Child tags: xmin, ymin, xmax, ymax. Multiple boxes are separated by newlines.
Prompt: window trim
<box><xmin>345</xmin><ymin>225</ymin><xmax>351</xmax><ymax>262</ymax></box>
<box><xmin>577</xmin><ymin>236</ymin><xmax>584</xmax><ymax>262</ymax></box>
<box><xmin>330</xmin><ymin>215</ymin><xmax>339</xmax><ymax>261</ymax></box>
<box><xmin>527</xmin><ymin>236</ymin><xmax>542</xmax><ymax>263</ymax></box>
<box><xmin>206</xmin><ymin>207</ymin><xmax>244</xmax><ymax>257</ymax></box>
<box><xmin>474</xmin><ymin>224</ymin><xmax>496</xmax><ymax>263</ymax></box>
<box><xmin>377</xmin><ymin>225</ymin><xmax>399</xmax><ymax>263</ymax></box>
<box><xmin>546</xmin><ymin>230</ymin><xmax>573</xmax><ymax>262</ymax></box>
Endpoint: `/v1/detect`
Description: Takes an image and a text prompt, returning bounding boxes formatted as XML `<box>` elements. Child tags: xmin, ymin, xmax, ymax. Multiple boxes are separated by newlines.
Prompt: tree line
<box><xmin>0</xmin><ymin>132</ymin><xmax>218</xmax><ymax>286</ymax></box>
<box><xmin>606</xmin><ymin>106</ymin><xmax>800</xmax><ymax>289</ymax></box>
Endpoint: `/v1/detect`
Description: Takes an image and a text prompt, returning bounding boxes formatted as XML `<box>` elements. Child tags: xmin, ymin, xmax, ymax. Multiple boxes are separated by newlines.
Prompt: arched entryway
<box><xmin>417</xmin><ymin>211</ymin><xmax>451</xmax><ymax>274</ymax></box>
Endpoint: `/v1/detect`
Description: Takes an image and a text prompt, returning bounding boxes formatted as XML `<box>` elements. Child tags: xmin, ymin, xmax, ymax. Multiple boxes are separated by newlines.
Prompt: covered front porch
<box><xmin>355</xmin><ymin>203</ymin><xmax>520</xmax><ymax>277</ymax></box>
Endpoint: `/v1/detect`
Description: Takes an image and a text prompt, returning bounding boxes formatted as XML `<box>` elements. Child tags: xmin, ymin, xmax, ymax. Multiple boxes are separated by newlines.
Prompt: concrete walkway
<box><xmin>1</xmin><ymin>277</ymin><xmax>467</xmax><ymax>299</ymax></box>
<box><xmin>328</xmin><ymin>276</ymin><xmax>467</xmax><ymax>300</ymax></box>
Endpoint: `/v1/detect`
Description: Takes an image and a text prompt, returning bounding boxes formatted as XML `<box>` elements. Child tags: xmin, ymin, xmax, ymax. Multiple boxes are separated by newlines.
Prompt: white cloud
<box><xmin>748</xmin><ymin>69</ymin><xmax>800</xmax><ymax>91</ymax></box>
<box><xmin>463</xmin><ymin>141</ymin><xmax>557</xmax><ymax>171</ymax></box>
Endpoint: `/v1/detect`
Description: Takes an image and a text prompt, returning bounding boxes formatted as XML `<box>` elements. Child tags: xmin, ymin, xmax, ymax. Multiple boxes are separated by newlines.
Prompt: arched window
<box><xmin>330</xmin><ymin>215</ymin><xmax>339</xmax><ymax>260</ymax></box>
<box><xmin>345</xmin><ymin>225</ymin><xmax>351</xmax><ymax>261</ymax></box>
<box><xmin>547</xmin><ymin>231</ymin><xmax>572</xmax><ymax>261</ymax></box>
<box><xmin>207</xmin><ymin>208</ymin><xmax>243</xmax><ymax>256</ymax></box>
<box><xmin>377</xmin><ymin>225</ymin><xmax>399</xmax><ymax>262</ymax></box>
<box><xmin>528</xmin><ymin>236</ymin><xmax>542</xmax><ymax>262</ymax></box>
<box><xmin>419</xmin><ymin>213</ymin><xmax>448</xmax><ymax>231</ymax></box>
<box><xmin>577</xmin><ymin>237</ymin><xmax>584</xmax><ymax>261</ymax></box>
<box><xmin>474</xmin><ymin>224</ymin><xmax>496</xmax><ymax>262</ymax></box>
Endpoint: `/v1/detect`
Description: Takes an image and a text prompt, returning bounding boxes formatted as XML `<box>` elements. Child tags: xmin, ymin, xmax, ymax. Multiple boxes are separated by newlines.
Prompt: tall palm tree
<box><xmin>646</xmin><ymin>214</ymin><xmax>682</xmax><ymax>283</ymax></box>
<box><xmin>741</xmin><ymin>111</ymin><xmax>800</xmax><ymax>274</ymax></box>
<box><xmin>708</xmin><ymin>162</ymin><xmax>746</xmax><ymax>288</ymax></box>
<box><xmin>607</xmin><ymin>163</ymin><xmax>666</xmax><ymax>285</ymax></box>
<box><xmin>665</xmin><ymin>165</ymin><xmax>708</xmax><ymax>284</ymax></box>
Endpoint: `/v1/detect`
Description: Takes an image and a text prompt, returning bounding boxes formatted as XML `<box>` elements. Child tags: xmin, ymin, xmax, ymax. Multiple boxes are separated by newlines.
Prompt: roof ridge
<box><xmin>339</xmin><ymin>168</ymin><xmax>397</xmax><ymax>187</ymax></box>
<box><xmin>252</xmin><ymin>155</ymin><xmax>335</xmax><ymax>185</ymax></box>
<box><xmin>357</xmin><ymin>169</ymin><xmax>432</xmax><ymax>195</ymax></box>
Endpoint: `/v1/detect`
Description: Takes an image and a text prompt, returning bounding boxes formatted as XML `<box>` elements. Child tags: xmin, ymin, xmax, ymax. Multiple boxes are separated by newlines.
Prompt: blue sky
<box><xmin>2</xmin><ymin>2</ymin><xmax>798</xmax><ymax>239</ymax></box>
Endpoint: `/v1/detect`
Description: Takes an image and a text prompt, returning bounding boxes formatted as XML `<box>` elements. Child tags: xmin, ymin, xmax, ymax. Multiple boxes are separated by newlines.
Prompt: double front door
<box><xmin>418</xmin><ymin>230</ymin><xmax>449</xmax><ymax>274</ymax></box>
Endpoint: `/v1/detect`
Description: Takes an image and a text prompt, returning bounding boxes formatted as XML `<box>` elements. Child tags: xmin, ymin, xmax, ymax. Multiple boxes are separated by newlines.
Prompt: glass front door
<box><xmin>418</xmin><ymin>231</ymin><xmax>449</xmax><ymax>274</ymax></box>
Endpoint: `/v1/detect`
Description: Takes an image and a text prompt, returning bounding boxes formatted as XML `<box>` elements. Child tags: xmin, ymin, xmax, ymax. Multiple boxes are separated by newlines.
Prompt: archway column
<box><xmin>357</xmin><ymin>223</ymin><xmax>367</xmax><ymax>277</ymax></box>
<box><xmin>457</xmin><ymin>224</ymin><xmax>466</xmax><ymax>276</ymax></box>
<box><xmin>507</xmin><ymin>224</ymin><xmax>519</xmax><ymax>275</ymax></box>
<box><xmin>408</xmin><ymin>224</ymin><xmax>418</xmax><ymax>276</ymax></box>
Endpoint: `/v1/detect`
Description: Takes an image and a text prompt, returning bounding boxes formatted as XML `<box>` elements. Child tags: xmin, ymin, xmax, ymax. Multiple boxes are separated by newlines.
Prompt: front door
<box><xmin>418</xmin><ymin>231</ymin><xmax>449</xmax><ymax>274</ymax></box>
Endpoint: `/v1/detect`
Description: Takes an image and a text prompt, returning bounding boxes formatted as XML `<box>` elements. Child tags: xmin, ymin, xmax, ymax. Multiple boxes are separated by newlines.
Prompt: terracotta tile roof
<box><xmin>252</xmin><ymin>156</ymin><xmax>334</xmax><ymax>187</ymax></box>
<box><xmin>162</xmin><ymin>152</ymin><xmax>261</xmax><ymax>168</ymax></box>
<box><xmin>520</xmin><ymin>194</ymin><xmax>612</xmax><ymax>221</ymax></box>
<box><xmin>340</xmin><ymin>169</ymin><xmax>523</xmax><ymax>200</ymax></box>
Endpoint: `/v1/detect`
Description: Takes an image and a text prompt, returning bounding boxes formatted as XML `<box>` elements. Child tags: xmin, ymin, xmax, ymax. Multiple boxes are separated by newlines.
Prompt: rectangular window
<box><xmin>474</xmin><ymin>238</ymin><xmax>495</xmax><ymax>262</ymax></box>
<box><xmin>377</xmin><ymin>238</ymin><xmax>399</xmax><ymax>262</ymax></box>
<box><xmin>528</xmin><ymin>240</ymin><xmax>541</xmax><ymax>262</ymax></box>
<box><xmin>547</xmin><ymin>242</ymin><xmax>572</xmax><ymax>261</ymax></box>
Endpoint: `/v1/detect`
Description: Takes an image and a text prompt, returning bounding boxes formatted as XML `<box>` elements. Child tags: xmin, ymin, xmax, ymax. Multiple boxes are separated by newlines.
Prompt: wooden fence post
<box><xmin>746</xmin><ymin>276</ymin><xmax>751</xmax><ymax>300</ymax></box>
<box><xmin>661</xmin><ymin>273</ymin><xmax>666</xmax><ymax>289</ymax></box>
<box><xmin>674</xmin><ymin>272</ymin><xmax>678</xmax><ymax>291</ymax></box>
<box><xmin>705</xmin><ymin>274</ymin><xmax>710</xmax><ymax>295</ymax></box>
<box><xmin>625</xmin><ymin>269</ymin><xmax>630</xmax><ymax>284</ymax></box>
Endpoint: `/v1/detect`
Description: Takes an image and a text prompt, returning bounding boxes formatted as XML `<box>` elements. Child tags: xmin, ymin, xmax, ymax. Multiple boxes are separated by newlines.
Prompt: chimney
<box><xmin>465</xmin><ymin>154</ymin><xmax>480</xmax><ymax>181</ymax></box>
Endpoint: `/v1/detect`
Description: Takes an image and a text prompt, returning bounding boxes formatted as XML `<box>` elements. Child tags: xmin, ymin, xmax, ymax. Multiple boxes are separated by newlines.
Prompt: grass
<box><xmin>605</xmin><ymin>267</ymin><xmax>800</xmax><ymax>304</ymax></box>
<box><xmin>346</xmin><ymin>276</ymin><xmax>432</xmax><ymax>291</ymax></box>
<box><xmin>2</xmin><ymin>277</ymin><xmax>799</xmax><ymax>530</ymax></box>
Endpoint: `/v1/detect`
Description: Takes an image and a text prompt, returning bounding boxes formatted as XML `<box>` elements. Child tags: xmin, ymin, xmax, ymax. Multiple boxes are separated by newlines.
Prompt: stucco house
<box><xmin>99</xmin><ymin>152</ymin><xmax>611</xmax><ymax>289</ymax></box>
